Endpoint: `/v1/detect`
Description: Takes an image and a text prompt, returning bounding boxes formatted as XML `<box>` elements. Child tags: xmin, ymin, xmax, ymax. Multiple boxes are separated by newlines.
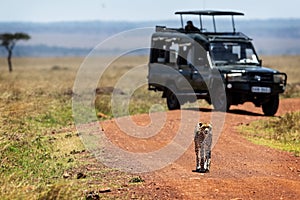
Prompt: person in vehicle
<box><xmin>185</xmin><ymin>20</ymin><xmax>200</xmax><ymax>32</ymax></box>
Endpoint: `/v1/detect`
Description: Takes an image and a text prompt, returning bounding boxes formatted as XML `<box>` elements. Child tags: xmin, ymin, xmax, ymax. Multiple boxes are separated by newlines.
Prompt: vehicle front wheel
<box><xmin>166</xmin><ymin>90</ymin><xmax>180</xmax><ymax>110</ymax></box>
<box><xmin>262</xmin><ymin>95</ymin><xmax>279</xmax><ymax>116</ymax></box>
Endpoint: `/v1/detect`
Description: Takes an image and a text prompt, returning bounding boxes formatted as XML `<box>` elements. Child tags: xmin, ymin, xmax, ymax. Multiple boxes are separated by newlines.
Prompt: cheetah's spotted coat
<box><xmin>194</xmin><ymin>122</ymin><xmax>212</xmax><ymax>173</ymax></box>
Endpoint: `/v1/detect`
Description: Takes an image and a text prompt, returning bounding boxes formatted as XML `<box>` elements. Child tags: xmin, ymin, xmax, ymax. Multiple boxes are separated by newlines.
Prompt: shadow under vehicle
<box><xmin>148</xmin><ymin>10</ymin><xmax>287</xmax><ymax>116</ymax></box>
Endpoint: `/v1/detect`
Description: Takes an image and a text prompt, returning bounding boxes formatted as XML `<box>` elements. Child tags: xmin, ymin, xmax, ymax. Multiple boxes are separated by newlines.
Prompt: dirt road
<box><xmin>101</xmin><ymin>98</ymin><xmax>300</xmax><ymax>199</ymax></box>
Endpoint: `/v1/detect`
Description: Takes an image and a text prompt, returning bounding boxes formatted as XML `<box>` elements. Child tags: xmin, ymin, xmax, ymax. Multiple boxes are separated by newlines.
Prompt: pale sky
<box><xmin>1</xmin><ymin>0</ymin><xmax>299</xmax><ymax>22</ymax></box>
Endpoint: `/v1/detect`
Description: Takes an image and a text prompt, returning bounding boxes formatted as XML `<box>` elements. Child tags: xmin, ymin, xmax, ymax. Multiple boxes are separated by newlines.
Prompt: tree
<box><xmin>0</xmin><ymin>32</ymin><xmax>30</xmax><ymax>72</ymax></box>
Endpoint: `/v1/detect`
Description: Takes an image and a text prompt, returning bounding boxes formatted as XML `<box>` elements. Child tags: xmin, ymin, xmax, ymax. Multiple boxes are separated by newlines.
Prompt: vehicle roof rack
<box><xmin>175</xmin><ymin>10</ymin><xmax>244</xmax><ymax>33</ymax></box>
<box><xmin>175</xmin><ymin>10</ymin><xmax>244</xmax><ymax>16</ymax></box>
<box><xmin>207</xmin><ymin>32</ymin><xmax>252</xmax><ymax>41</ymax></box>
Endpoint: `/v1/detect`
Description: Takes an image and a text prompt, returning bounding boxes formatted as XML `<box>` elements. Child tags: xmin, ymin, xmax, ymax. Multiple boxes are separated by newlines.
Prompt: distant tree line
<box><xmin>0</xmin><ymin>32</ymin><xmax>30</xmax><ymax>72</ymax></box>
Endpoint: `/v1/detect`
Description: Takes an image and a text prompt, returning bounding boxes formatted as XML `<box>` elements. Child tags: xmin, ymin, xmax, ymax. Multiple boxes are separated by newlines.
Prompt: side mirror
<box><xmin>259</xmin><ymin>59</ymin><xmax>262</xmax><ymax>66</ymax></box>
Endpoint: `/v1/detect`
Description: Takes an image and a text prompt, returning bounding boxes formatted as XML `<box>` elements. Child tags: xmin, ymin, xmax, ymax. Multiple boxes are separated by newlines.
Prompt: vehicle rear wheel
<box><xmin>211</xmin><ymin>83</ymin><xmax>230</xmax><ymax>112</ymax></box>
<box><xmin>212</xmin><ymin>94</ymin><xmax>230</xmax><ymax>112</ymax></box>
<box><xmin>166</xmin><ymin>90</ymin><xmax>180</xmax><ymax>110</ymax></box>
<box><xmin>262</xmin><ymin>95</ymin><xmax>279</xmax><ymax>116</ymax></box>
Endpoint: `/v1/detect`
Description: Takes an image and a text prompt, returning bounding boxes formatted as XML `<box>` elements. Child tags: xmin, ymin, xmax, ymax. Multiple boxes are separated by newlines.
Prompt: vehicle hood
<box><xmin>217</xmin><ymin>65</ymin><xmax>279</xmax><ymax>74</ymax></box>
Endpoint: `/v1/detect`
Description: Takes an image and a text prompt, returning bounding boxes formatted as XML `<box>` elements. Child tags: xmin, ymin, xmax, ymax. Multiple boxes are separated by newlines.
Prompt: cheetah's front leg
<box><xmin>204</xmin><ymin>133</ymin><xmax>212</xmax><ymax>172</ymax></box>
<box><xmin>194</xmin><ymin>140</ymin><xmax>201</xmax><ymax>171</ymax></box>
<box><xmin>199</xmin><ymin>141</ymin><xmax>206</xmax><ymax>173</ymax></box>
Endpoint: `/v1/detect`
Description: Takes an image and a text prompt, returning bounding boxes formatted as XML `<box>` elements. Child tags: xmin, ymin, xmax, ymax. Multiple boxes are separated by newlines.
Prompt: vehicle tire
<box><xmin>212</xmin><ymin>94</ymin><xmax>230</xmax><ymax>112</ymax></box>
<box><xmin>262</xmin><ymin>95</ymin><xmax>279</xmax><ymax>116</ymax></box>
<box><xmin>166</xmin><ymin>89</ymin><xmax>180</xmax><ymax>110</ymax></box>
<box><xmin>211</xmin><ymin>83</ymin><xmax>230</xmax><ymax>112</ymax></box>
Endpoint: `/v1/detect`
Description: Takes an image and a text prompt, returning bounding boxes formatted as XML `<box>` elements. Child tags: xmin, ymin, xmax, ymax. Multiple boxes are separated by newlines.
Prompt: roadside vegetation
<box><xmin>0</xmin><ymin>57</ymin><xmax>145</xmax><ymax>199</ymax></box>
<box><xmin>238</xmin><ymin>111</ymin><xmax>300</xmax><ymax>156</ymax></box>
<box><xmin>262</xmin><ymin>55</ymin><xmax>300</xmax><ymax>98</ymax></box>
<box><xmin>0</xmin><ymin>57</ymin><xmax>84</xmax><ymax>199</ymax></box>
<box><xmin>237</xmin><ymin>56</ymin><xmax>300</xmax><ymax>157</ymax></box>
<box><xmin>0</xmin><ymin>55</ymin><xmax>299</xmax><ymax>199</ymax></box>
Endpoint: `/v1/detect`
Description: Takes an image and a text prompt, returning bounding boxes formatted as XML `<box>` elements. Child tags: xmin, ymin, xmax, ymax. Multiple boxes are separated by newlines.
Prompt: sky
<box><xmin>1</xmin><ymin>0</ymin><xmax>300</xmax><ymax>22</ymax></box>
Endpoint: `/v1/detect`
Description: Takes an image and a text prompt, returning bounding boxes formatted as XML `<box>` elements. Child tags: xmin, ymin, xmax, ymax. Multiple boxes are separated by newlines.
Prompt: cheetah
<box><xmin>194</xmin><ymin>122</ymin><xmax>212</xmax><ymax>173</ymax></box>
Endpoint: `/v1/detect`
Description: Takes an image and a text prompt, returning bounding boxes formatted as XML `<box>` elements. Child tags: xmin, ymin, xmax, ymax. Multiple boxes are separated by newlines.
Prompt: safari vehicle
<box><xmin>148</xmin><ymin>10</ymin><xmax>287</xmax><ymax>116</ymax></box>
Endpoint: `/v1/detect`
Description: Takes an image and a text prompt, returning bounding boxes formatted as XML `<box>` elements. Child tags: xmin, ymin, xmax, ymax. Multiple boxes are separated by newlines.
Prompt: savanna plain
<box><xmin>0</xmin><ymin>55</ymin><xmax>299</xmax><ymax>199</ymax></box>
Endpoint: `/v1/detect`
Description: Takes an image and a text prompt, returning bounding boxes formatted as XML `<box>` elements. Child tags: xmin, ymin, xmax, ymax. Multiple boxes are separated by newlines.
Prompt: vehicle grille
<box><xmin>249</xmin><ymin>73</ymin><xmax>273</xmax><ymax>82</ymax></box>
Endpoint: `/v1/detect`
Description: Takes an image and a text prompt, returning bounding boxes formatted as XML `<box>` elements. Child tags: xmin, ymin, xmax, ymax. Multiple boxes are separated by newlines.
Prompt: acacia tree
<box><xmin>0</xmin><ymin>33</ymin><xmax>30</xmax><ymax>72</ymax></box>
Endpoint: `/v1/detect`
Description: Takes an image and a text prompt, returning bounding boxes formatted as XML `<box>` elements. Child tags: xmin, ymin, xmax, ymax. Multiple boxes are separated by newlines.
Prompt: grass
<box><xmin>94</xmin><ymin>55</ymin><xmax>168</xmax><ymax>118</ymax></box>
<box><xmin>0</xmin><ymin>57</ymin><xmax>85</xmax><ymax>199</ymax></box>
<box><xmin>262</xmin><ymin>55</ymin><xmax>300</xmax><ymax>84</ymax></box>
<box><xmin>94</xmin><ymin>85</ymin><xmax>167</xmax><ymax>118</ymax></box>
<box><xmin>0</xmin><ymin>55</ymin><xmax>299</xmax><ymax>199</ymax></box>
<box><xmin>262</xmin><ymin>55</ymin><xmax>300</xmax><ymax>98</ymax></box>
<box><xmin>238</xmin><ymin>111</ymin><xmax>300</xmax><ymax>156</ymax></box>
<box><xmin>0</xmin><ymin>57</ymin><xmax>146</xmax><ymax>199</ymax></box>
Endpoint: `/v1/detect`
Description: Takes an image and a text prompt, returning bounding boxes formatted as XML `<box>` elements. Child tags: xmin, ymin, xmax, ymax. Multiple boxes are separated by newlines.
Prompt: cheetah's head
<box><xmin>197</xmin><ymin>122</ymin><xmax>212</xmax><ymax>135</ymax></box>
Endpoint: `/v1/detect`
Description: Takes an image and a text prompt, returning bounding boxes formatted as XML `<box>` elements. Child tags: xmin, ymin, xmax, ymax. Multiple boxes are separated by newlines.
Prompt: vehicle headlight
<box><xmin>225</xmin><ymin>73</ymin><xmax>247</xmax><ymax>82</ymax></box>
<box><xmin>273</xmin><ymin>74</ymin><xmax>286</xmax><ymax>84</ymax></box>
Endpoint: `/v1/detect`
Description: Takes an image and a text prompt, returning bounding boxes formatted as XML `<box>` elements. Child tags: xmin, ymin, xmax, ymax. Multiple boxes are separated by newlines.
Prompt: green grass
<box><xmin>0</xmin><ymin>57</ymin><xmax>145</xmax><ymax>199</ymax></box>
<box><xmin>238</xmin><ymin>111</ymin><xmax>300</xmax><ymax>156</ymax></box>
<box><xmin>0</xmin><ymin>91</ymin><xmax>86</xmax><ymax>199</ymax></box>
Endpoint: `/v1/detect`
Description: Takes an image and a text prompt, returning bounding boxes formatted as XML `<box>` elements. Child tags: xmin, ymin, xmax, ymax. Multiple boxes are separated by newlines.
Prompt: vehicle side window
<box><xmin>194</xmin><ymin>45</ymin><xmax>209</xmax><ymax>67</ymax></box>
<box><xmin>150</xmin><ymin>37</ymin><xmax>205</xmax><ymax>67</ymax></box>
<box><xmin>177</xmin><ymin>46</ymin><xmax>188</xmax><ymax>65</ymax></box>
<box><xmin>150</xmin><ymin>39</ymin><xmax>166</xmax><ymax>63</ymax></box>
<box><xmin>169</xmin><ymin>44</ymin><xmax>178</xmax><ymax>64</ymax></box>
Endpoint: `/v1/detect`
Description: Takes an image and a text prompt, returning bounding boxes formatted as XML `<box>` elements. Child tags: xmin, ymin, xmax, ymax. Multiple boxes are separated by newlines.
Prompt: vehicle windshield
<box><xmin>209</xmin><ymin>42</ymin><xmax>260</xmax><ymax>66</ymax></box>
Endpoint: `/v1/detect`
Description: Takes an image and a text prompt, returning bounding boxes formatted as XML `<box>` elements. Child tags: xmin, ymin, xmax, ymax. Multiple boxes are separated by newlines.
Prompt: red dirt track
<box><xmin>101</xmin><ymin>98</ymin><xmax>300</xmax><ymax>199</ymax></box>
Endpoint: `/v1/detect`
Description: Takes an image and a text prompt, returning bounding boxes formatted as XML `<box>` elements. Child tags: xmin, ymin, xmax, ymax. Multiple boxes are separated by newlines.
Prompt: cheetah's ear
<box><xmin>198</xmin><ymin>122</ymin><xmax>203</xmax><ymax>127</ymax></box>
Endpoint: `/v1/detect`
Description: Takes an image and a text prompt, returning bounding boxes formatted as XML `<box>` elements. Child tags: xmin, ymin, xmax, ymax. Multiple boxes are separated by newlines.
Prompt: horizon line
<box><xmin>0</xmin><ymin>17</ymin><xmax>300</xmax><ymax>24</ymax></box>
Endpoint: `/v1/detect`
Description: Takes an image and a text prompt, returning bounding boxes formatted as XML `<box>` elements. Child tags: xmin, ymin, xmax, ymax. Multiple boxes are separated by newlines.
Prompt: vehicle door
<box><xmin>176</xmin><ymin>43</ymin><xmax>195</xmax><ymax>91</ymax></box>
<box><xmin>191</xmin><ymin>44</ymin><xmax>210</xmax><ymax>91</ymax></box>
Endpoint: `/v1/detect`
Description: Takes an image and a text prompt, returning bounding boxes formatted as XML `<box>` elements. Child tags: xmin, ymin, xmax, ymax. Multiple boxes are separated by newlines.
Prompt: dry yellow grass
<box><xmin>262</xmin><ymin>55</ymin><xmax>300</xmax><ymax>83</ymax></box>
<box><xmin>0</xmin><ymin>55</ymin><xmax>298</xmax><ymax>119</ymax></box>
<box><xmin>0</xmin><ymin>55</ymin><xmax>298</xmax><ymax>86</ymax></box>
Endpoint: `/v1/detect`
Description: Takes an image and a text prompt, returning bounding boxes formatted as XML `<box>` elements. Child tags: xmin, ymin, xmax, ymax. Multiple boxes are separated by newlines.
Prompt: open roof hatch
<box><xmin>175</xmin><ymin>10</ymin><xmax>244</xmax><ymax>33</ymax></box>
